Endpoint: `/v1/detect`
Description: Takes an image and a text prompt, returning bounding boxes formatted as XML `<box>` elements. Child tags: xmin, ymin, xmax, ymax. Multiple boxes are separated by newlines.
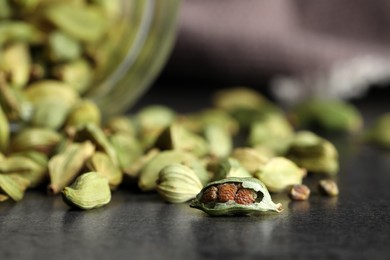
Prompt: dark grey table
<box><xmin>1</xmin><ymin>84</ymin><xmax>390</xmax><ymax>260</ymax></box>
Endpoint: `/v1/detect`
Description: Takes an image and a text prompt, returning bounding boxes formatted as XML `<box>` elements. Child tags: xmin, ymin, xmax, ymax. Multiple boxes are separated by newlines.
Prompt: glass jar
<box><xmin>87</xmin><ymin>0</ymin><xmax>181</xmax><ymax>115</ymax></box>
<box><xmin>0</xmin><ymin>0</ymin><xmax>181</xmax><ymax>116</ymax></box>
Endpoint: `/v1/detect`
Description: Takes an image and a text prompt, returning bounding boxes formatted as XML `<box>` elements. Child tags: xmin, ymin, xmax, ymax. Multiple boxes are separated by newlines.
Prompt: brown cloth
<box><xmin>167</xmin><ymin>0</ymin><xmax>390</xmax><ymax>103</ymax></box>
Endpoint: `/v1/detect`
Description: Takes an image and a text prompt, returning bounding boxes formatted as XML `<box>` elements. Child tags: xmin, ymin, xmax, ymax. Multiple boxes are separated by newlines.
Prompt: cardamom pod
<box><xmin>211</xmin><ymin>158</ymin><xmax>252</xmax><ymax>181</ymax></box>
<box><xmin>123</xmin><ymin>148</ymin><xmax>159</xmax><ymax>179</ymax></box>
<box><xmin>254</xmin><ymin>157</ymin><xmax>306</xmax><ymax>193</ymax></box>
<box><xmin>190</xmin><ymin>177</ymin><xmax>282</xmax><ymax>216</ymax></box>
<box><xmin>0</xmin><ymin>21</ymin><xmax>44</xmax><ymax>46</ymax></box>
<box><xmin>136</xmin><ymin>105</ymin><xmax>176</xmax><ymax>133</ymax></box>
<box><xmin>247</xmin><ymin>113</ymin><xmax>294</xmax><ymax>155</ymax></box>
<box><xmin>212</xmin><ymin>87</ymin><xmax>268</xmax><ymax>111</ymax></box>
<box><xmin>66</xmin><ymin>100</ymin><xmax>101</xmax><ymax>128</ymax></box>
<box><xmin>48</xmin><ymin>141</ymin><xmax>95</xmax><ymax>194</ymax></box>
<box><xmin>62</xmin><ymin>171</ymin><xmax>111</xmax><ymax>210</ymax></box>
<box><xmin>0</xmin><ymin>174</ymin><xmax>30</xmax><ymax>201</ymax></box>
<box><xmin>203</xmin><ymin>124</ymin><xmax>232</xmax><ymax>158</ymax></box>
<box><xmin>10</xmin><ymin>127</ymin><xmax>62</xmax><ymax>154</ymax></box>
<box><xmin>0</xmin><ymin>106</ymin><xmax>9</xmax><ymax>152</ymax></box>
<box><xmin>52</xmin><ymin>59</ymin><xmax>92</xmax><ymax>94</ymax></box>
<box><xmin>291</xmin><ymin>99</ymin><xmax>363</xmax><ymax>133</ymax></box>
<box><xmin>154</xmin><ymin>123</ymin><xmax>208</xmax><ymax>157</ymax></box>
<box><xmin>286</xmin><ymin>131</ymin><xmax>339</xmax><ymax>175</ymax></box>
<box><xmin>104</xmin><ymin>116</ymin><xmax>136</xmax><ymax>135</ymax></box>
<box><xmin>2</xmin><ymin>42</ymin><xmax>31</xmax><ymax>89</ymax></box>
<box><xmin>364</xmin><ymin>113</ymin><xmax>390</xmax><ymax>149</ymax></box>
<box><xmin>156</xmin><ymin>164</ymin><xmax>203</xmax><ymax>203</ymax></box>
<box><xmin>231</xmin><ymin>147</ymin><xmax>269</xmax><ymax>174</ymax></box>
<box><xmin>47</xmin><ymin>31</ymin><xmax>82</xmax><ymax>63</ymax></box>
<box><xmin>138</xmin><ymin>150</ymin><xmax>199</xmax><ymax>192</ymax></box>
<box><xmin>86</xmin><ymin>151</ymin><xmax>122</xmax><ymax>190</ymax></box>
<box><xmin>109</xmin><ymin>132</ymin><xmax>142</xmax><ymax>171</ymax></box>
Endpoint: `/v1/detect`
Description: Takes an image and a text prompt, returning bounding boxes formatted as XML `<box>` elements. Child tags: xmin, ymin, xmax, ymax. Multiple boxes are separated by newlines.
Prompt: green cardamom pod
<box><xmin>62</xmin><ymin>171</ymin><xmax>111</xmax><ymax>210</ymax></box>
<box><xmin>66</xmin><ymin>100</ymin><xmax>101</xmax><ymax>128</ymax></box>
<box><xmin>0</xmin><ymin>21</ymin><xmax>44</xmax><ymax>46</ymax></box>
<box><xmin>156</xmin><ymin>164</ymin><xmax>203</xmax><ymax>203</ymax></box>
<box><xmin>154</xmin><ymin>123</ymin><xmax>209</xmax><ymax>157</ymax></box>
<box><xmin>136</xmin><ymin>105</ymin><xmax>176</xmax><ymax>133</ymax></box>
<box><xmin>286</xmin><ymin>131</ymin><xmax>339</xmax><ymax>175</ymax></box>
<box><xmin>231</xmin><ymin>147</ymin><xmax>269</xmax><ymax>174</ymax></box>
<box><xmin>203</xmin><ymin>124</ymin><xmax>232</xmax><ymax>158</ymax></box>
<box><xmin>138</xmin><ymin>150</ymin><xmax>199</xmax><ymax>192</ymax></box>
<box><xmin>86</xmin><ymin>151</ymin><xmax>122</xmax><ymax>190</ymax></box>
<box><xmin>254</xmin><ymin>157</ymin><xmax>306</xmax><ymax>193</ymax></box>
<box><xmin>212</xmin><ymin>158</ymin><xmax>252</xmax><ymax>181</ymax></box>
<box><xmin>44</xmin><ymin>3</ymin><xmax>108</xmax><ymax>42</ymax></box>
<box><xmin>10</xmin><ymin>127</ymin><xmax>62</xmax><ymax>154</ymax></box>
<box><xmin>48</xmin><ymin>141</ymin><xmax>95</xmax><ymax>194</ymax></box>
<box><xmin>247</xmin><ymin>113</ymin><xmax>294</xmax><ymax>155</ymax></box>
<box><xmin>190</xmin><ymin>177</ymin><xmax>282</xmax><ymax>216</ymax></box>
<box><xmin>0</xmin><ymin>174</ymin><xmax>30</xmax><ymax>201</ymax></box>
<box><xmin>73</xmin><ymin>123</ymin><xmax>118</xmax><ymax>166</ymax></box>
<box><xmin>0</xmin><ymin>0</ymin><xmax>12</xmax><ymax>19</ymax></box>
<box><xmin>2</xmin><ymin>42</ymin><xmax>31</xmax><ymax>89</ymax></box>
<box><xmin>52</xmin><ymin>58</ymin><xmax>92</xmax><ymax>94</ymax></box>
<box><xmin>291</xmin><ymin>99</ymin><xmax>363</xmax><ymax>133</ymax></box>
<box><xmin>212</xmin><ymin>87</ymin><xmax>269</xmax><ymax>111</ymax></box>
<box><xmin>363</xmin><ymin>113</ymin><xmax>390</xmax><ymax>149</ymax></box>
<box><xmin>109</xmin><ymin>132</ymin><xmax>142</xmax><ymax>171</ymax></box>
<box><xmin>0</xmin><ymin>105</ymin><xmax>9</xmax><ymax>152</ymax></box>
<box><xmin>47</xmin><ymin>31</ymin><xmax>82</xmax><ymax>63</ymax></box>
<box><xmin>123</xmin><ymin>148</ymin><xmax>159</xmax><ymax>180</ymax></box>
<box><xmin>104</xmin><ymin>116</ymin><xmax>136</xmax><ymax>135</ymax></box>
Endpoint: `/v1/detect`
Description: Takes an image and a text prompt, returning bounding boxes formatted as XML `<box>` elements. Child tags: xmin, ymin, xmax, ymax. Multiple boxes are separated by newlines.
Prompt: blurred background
<box><xmin>146</xmin><ymin>0</ymin><xmax>390</xmax><ymax>108</ymax></box>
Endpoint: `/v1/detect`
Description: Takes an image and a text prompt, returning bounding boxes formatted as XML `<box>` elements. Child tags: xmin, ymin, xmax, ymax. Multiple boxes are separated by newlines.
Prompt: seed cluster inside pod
<box><xmin>200</xmin><ymin>183</ymin><xmax>258</xmax><ymax>205</ymax></box>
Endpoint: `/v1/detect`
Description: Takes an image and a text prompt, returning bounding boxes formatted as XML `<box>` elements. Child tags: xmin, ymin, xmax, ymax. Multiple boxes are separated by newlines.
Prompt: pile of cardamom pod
<box><xmin>2</xmin><ymin>0</ymin><xmax>390</xmax><ymax>215</ymax></box>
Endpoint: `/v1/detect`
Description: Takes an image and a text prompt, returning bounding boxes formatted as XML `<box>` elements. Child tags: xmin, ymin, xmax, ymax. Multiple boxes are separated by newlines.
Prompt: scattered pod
<box><xmin>62</xmin><ymin>172</ymin><xmax>111</xmax><ymax>210</ymax></box>
<box><xmin>190</xmin><ymin>177</ymin><xmax>282</xmax><ymax>216</ymax></box>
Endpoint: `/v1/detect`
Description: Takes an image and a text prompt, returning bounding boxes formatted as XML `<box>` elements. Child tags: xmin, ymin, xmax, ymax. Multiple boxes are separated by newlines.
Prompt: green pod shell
<box><xmin>190</xmin><ymin>177</ymin><xmax>282</xmax><ymax>216</ymax></box>
<box><xmin>62</xmin><ymin>172</ymin><xmax>111</xmax><ymax>210</ymax></box>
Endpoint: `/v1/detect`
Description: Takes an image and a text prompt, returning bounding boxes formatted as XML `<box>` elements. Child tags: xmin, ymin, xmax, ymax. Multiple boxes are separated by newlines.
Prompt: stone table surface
<box><xmin>1</xmin><ymin>85</ymin><xmax>390</xmax><ymax>260</ymax></box>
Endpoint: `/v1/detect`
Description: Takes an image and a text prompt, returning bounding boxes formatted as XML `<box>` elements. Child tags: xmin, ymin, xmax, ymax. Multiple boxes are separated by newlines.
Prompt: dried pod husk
<box><xmin>47</xmin><ymin>31</ymin><xmax>82</xmax><ymax>63</ymax></box>
<box><xmin>364</xmin><ymin>113</ymin><xmax>390</xmax><ymax>149</ymax></box>
<box><xmin>0</xmin><ymin>154</ymin><xmax>47</xmax><ymax>188</ymax></box>
<box><xmin>0</xmin><ymin>106</ymin><xmax>9</xmax><ymax>152</ymax></box>
<box><xmin>254</xmin><ymin>157</ymin><xmax>306</xmax><ymax>193</ymax></box>
<box><xmin>2</xmin><ymin>42</ymin><xmax>31</xmax><ymax>89</ymax></box>
<box><xmin>231</xmin><ymin>147</ymin><xmax>269</xmax><ymax>174</ymax></box>
<box><xmin>212</xmin><ymin>158</ymin><xmax>252</xmax><ymax>181</ymax></box>
<box><xmin>138</xmin><ymin>150</ymin><xmax>199</xmax><ymax>192</ymax></box>
<box><xmin>48</xmin><ymin>141</ymin><xmax>95</xmax><ymax>194</ymax></box>
<box><xmin>86</xmin><ymin>151</ymin><xmax>122</xmax><ymax>190</ymax></box>
<box><xmin>10</xmin><ymin>127</ymin><xmax>62</xmax><ymax>155</ymax></box>
<box><xmin>62</xmin><ymin>171</ymin><xmax>111</xmax><ymax>210</ymax></box>
<box><xmin>136</xmin><ymin>105</ymin><xmax>176</xmax><ymax>133</ymax></box>
<box><xmin>109</xmin><ymin>132</ymin><xmax>142</xmax><ymax>171</ymax></box>
<box><xmin>203</xmin><ymin>124</ymin><xmax>232</xmax><ymax>158</ymax></box>
<box><xmin>73</xmin><ymin>123</ymin><xmax>118</xmax><ymax>166</ymax></box>
<box><xmin>52</xmin><ymin>58</ymin><xmax>92</xmax><ymax>94</ymax></box>
<box><xmin>290</xmin><ymin>99</ymin><xmax>363</xmax><ymax>133</ymax></box>
<box><xmin>286</xmin><ymin>131</ymin><xmax>339</xmax><ymax>175</ymax></box>
<box><xmin>154</xmin><ymin>123</ymin><xmax>208</xmax><ymax>157</ymax></box>
<box><xmin>123</xmin><ymin>148</ymin><xmax>159</xmax><ymax>180</ymax></box>
<box><xmin>44</xmin><ymin>3</ymin><xmax>108</xmax><ymax>42</ymax></box>
<box><xmin>0</xmin><ymin>174</ymin><xmax>30</xmax><ymax>201</ymax></box>
<box><xmin>66</xmin><ymin>100</ymin><xmax>101</xmax><ymax>128</ymax></box>
<box><xmin>248</xmin><ymin>113</ymin><xmax>294</xmax><ymax>155</ymax></box>
<box><xmin>156</xmin><ymin>164</ymin><xmax>203</xmax><ymax>203</ymax></box>
<box><xmin>0</xmin><ymin>21</ymin><xmax>44</xmax><ymax>46</ymax></box>
<box><xmin>190</xmin><ymin>177</ymin><xmax>282</xmax><ymax>216</ymax></box>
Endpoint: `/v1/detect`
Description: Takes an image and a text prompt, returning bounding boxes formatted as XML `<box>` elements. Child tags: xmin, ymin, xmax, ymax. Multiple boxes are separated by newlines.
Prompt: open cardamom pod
<box><xmin>190</xmin><ymin>177</ymin><xmax>282</xmax><ymax>216</ymax></box>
